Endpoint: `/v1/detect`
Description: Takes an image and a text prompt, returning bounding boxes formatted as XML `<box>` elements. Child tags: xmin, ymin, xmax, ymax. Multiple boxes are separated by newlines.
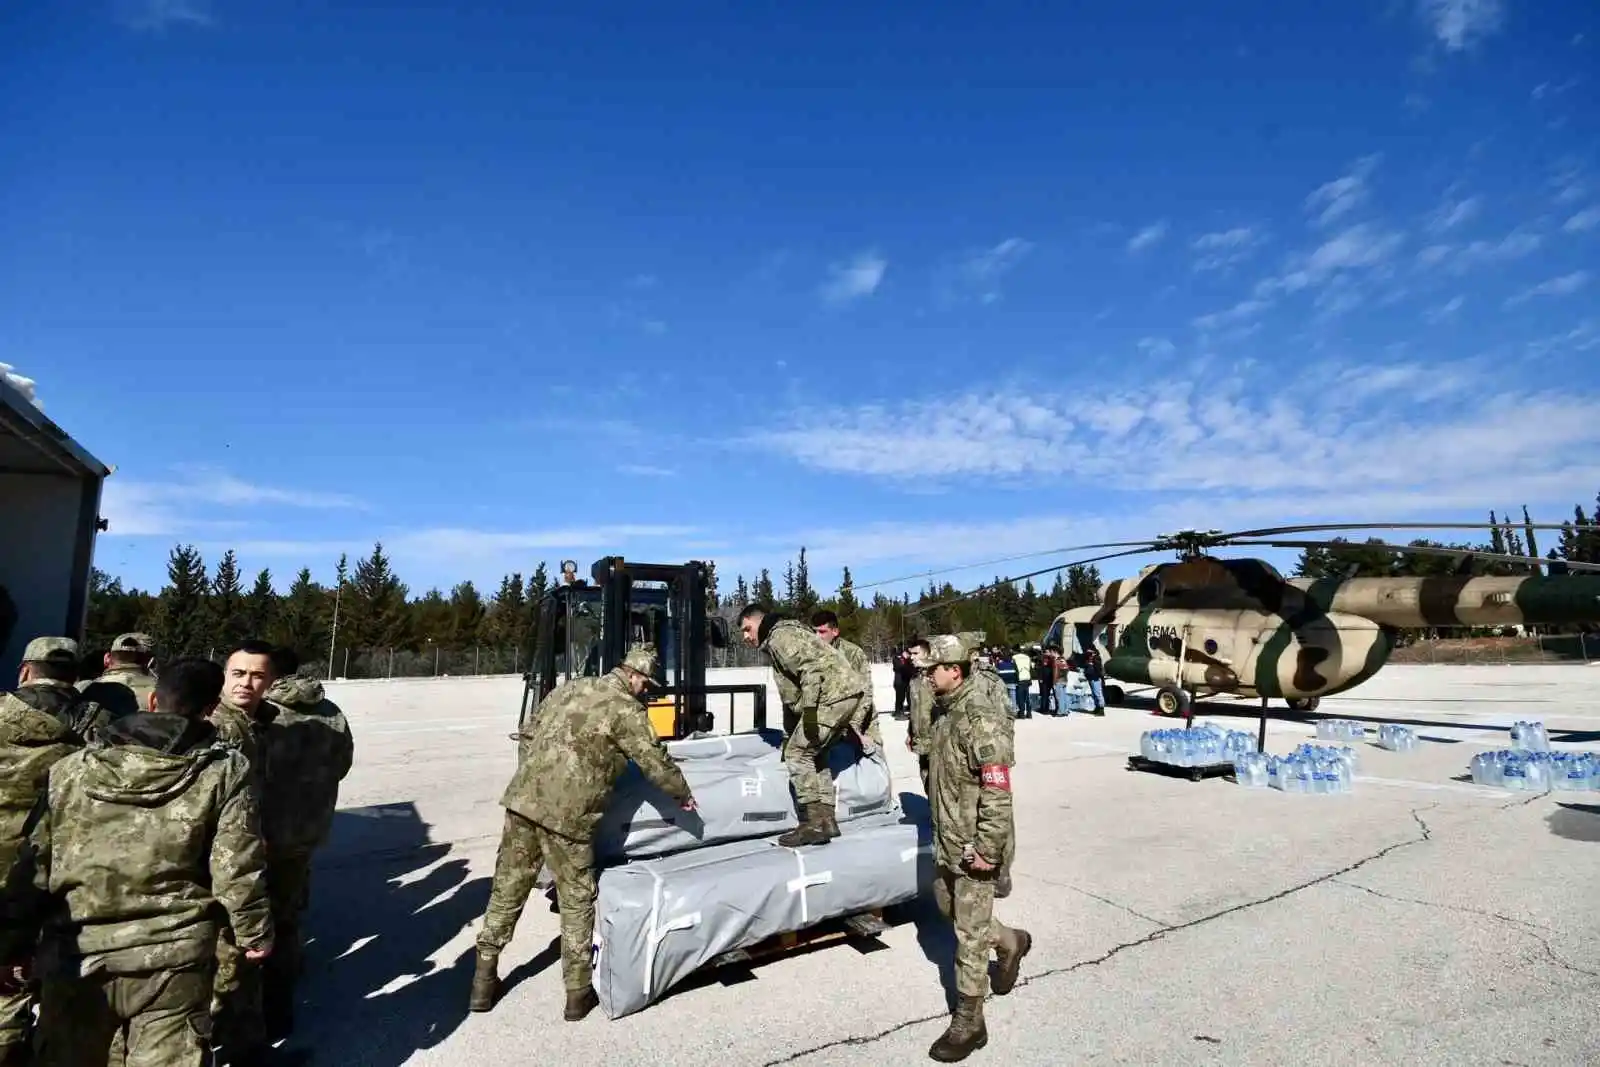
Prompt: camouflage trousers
<box><xmin>932</xmin><ymin>865</ymin><xmax>1010</xmax><ymax>998</ymax></box>
<box><xmin>211</xmin><ymin>925</ymin><xmax>263</xmax><ymax>1054</ymax></box>
<box><xmin>476</xmin><ymin>810</ymin><xmax>598</xmax><ymax>992</ymax></box>
<box><xmin>36</xmin><ymin>962</ymin><xmax>214</xmax><ymax>1067</ymax></box>
<box><xmin>0</xmin><ymin>987</ymin><xmax>31</xmax><ymax>1051</ymax></box>
<box><xmin>781</xmin><ymin>697</ymin><xmax>859</xmax><ymax>808</ymax></box>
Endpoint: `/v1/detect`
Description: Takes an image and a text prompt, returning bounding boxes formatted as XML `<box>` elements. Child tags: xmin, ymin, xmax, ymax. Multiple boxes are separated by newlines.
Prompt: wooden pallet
<box><xmin>706</xmin><ymin>909</ymin><xmax>889</xmax><ymax>970</ymax></box>
<box><xmin>1126</xmin><ymin>754</ymin><xmax>1236</xmax><ymax>782</ymax></box>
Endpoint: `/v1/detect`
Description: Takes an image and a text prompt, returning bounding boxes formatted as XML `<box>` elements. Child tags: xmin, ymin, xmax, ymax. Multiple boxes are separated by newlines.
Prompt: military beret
<box><xmin>924</xmin><ymin>634</ymin><xmax>973</xmax><ymax>667</ymax></box>
<box><xmin>110</xmin><ymin>632</ymin><xmax>155</xmax><ymax>655</ymax></box>
<box><xmin>620</xmin><ymin>644</ymin><xmax>664</xmax><ymax>686</ymax></box>
<box><xmin>23</xmin><ymin>636</ymin><xmax>79</xmax><ymax>664</ymax></box>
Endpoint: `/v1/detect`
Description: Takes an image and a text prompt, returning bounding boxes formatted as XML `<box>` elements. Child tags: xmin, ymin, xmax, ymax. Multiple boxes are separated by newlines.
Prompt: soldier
<box><xmin>0</xmin><ymin>640</ymin><xmax>91</xmax><ymax>1064</ymax></box>
<box><xmin>738</xmin><ymin>603</ymin><xmax>865</xmax><ymax>847</ymax></box>
<box><xmin>902</xmin><ymin>638</ymin><xmax>938</xmax><ymax>794</ymax></box>
<box><xmin>3</xmin><ymin>657</ymin><xmax>273</xmax><ymax>1067</ymax></box>
<box><xmin>208</xmin><ymin>640</ymin><xmax>279</xmax><ymax>1064</ymax></box>
<box><xmin>257</xmin><ymin>648</ymin><xmax>355</xmax><ymax>1040</ymax></box>
<box><xmin>5</xmin><ymin>638</ymin><xmax>103</xmax><ymax>742</ymax></box>
<box><xmin>953</xmin><ymin>632</ymin><xmax>1014</xmax><ymax>900</ymax></box>
<box><xmin>470</xmin><ymin>646</ymin><xmax>696</xmax><ymax>1021</ymax></box>
<box><xmin>810</xmin><ymin>609</ymin><xmax>881</xmax><ymax>752</ymax></box>
<box><xmin>74</xmin><ymin>632</ymin><xmax>158</xmax><ymax>724</ymax></box>
<box><xmin>921</xmin><ymin>634</ymin><xmax>1032</xmax><ymax>1063</ymax></box>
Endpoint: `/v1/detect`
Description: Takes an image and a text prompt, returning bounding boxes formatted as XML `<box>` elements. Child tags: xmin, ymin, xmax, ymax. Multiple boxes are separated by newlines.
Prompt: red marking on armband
<box><xmin>980</xmin><ymin>764</ymin><xmax>1011</xmax><ymax>791</ymax></box>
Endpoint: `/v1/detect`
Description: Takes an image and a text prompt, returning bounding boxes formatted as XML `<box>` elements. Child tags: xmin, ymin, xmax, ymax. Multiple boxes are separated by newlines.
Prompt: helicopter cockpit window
<box><xmin>1043</xmin><ymin>618</ymin><xmax>1066</xmax><ymax>651</ymax></box>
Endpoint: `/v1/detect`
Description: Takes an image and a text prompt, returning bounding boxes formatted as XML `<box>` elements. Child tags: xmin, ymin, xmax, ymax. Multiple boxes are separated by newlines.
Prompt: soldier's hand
<box><xmin>905</xmin><ymin>733</ymin><xmax>915</xmax><ymax>751</ymax></box>
<box><xmin>244</xmin><ymin>944</ymin><xmax>273</xmax><ymax>962</ymax></box>
<box><xmin>680</xmin><ymin>796</ymin><xmax>698</xmax><ymax>812</ymax></box>
<box><xmin>966</xmin><ymin>852</ymin><xmax>996</xmax><ymax>872</ymax></box>
<box><xmin>0</xmin><ymin>962</ymin><xmax>29</xmax><ymax>994</ymax></box>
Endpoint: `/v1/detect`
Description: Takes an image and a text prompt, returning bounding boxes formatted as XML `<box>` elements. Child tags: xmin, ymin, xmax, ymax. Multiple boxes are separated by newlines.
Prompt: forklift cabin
<box><xmin>519</xmin><ymin>557</ymin><xmax>768</xmax><ymax>739</ymax></box>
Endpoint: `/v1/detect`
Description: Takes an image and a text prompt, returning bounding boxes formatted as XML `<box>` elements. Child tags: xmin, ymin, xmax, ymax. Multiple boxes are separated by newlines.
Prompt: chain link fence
<box><xmin>1387</xmin><ymin>633</ymin><xmax>1598</xmax><ymax>665</ymax></box>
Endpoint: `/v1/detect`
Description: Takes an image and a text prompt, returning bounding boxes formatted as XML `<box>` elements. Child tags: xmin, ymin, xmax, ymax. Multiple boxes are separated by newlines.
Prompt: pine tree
<box><xmin>1522</xmin><ymin>506</ymin><xmax>1540</xmax><ymax>571</ymax></box>
<box><xmin>525</xmin><ymin>563</ymin><xmax>550</xmax><ymax>651</ymax></box>
<box><xmin>412</xmin><ymin>589</ymin><xmax>452</xmax><ymax>646</ymax></box>
<box><xmin>208</xmin><ymin>550</ymin><xmax>248</xmax><ymax>650</ymax></box>
<box><xmin>754</xmin><ymin>568</ymin><xmax>775</xmax><ymax>606</ymax></box>
<box><xmin>781</xmin><ymin>558</ymin><xmax>797</xmax><ymax>611</ymax></box>
<box><xmin>246</xmin><ymin>568</ymin><xmax>277</xmax><ymax>636</ymax></box>
<box><xmin>793</xmin><ymin>547</ymin><xmax>819</xmax><ymax>619</ymax></box>
<box><xmin>704</xmin><ymin>560</ymin><xmax>719</xmax><ymax>613</ymax></box>
<box><xmin>347</xmin><ymin>542</ymin><xmax>409</xmax><ymax>648</ymax></box>
<box><xmin>486</xmin><ymin>573</ymin><xmax>526</xmax><ymax>646</ymax></box>
<box><xmin>735</xmin><ymin>574</ymin><xmax>750</xmax><ymax>607</ymax></box>
<box><xmin>836</xmin><ymin>567</ymin><xmax>861</xmax><ymax>641</ymax></box>
<box><xmin>448</xmin><ymin>581</ymin><xmax>486</xmax><ymax>646</ymax></box>
<box><xmin>154</xmin><ymin>545</ymin><xmax>209</xmax><ymax>657</ymax></box>
<box><xmin>1489</xmin><ymin>511</ymin><xmax>1506</xmax><ymax>555</ymax></box>
<box><xmin>273</xmin><ymin>568</ymin><xmax>327</xmax><ymax>663</ymax></box>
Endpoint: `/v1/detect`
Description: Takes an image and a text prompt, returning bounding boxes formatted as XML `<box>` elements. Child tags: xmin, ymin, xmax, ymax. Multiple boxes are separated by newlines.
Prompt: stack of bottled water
<box><xmin>1231</xmin><ymin>751</ymin><xmax>1272</xmax><ymax>788</ymax></box>
<box><xmin>1140</xmin><ymin>723</ymin><xmax>1256</xmax><ymax>767</ymax></box>
<box><xmin>1315</xmin><ymin>719</ymin><xmax>1367</xmax><ymax>742</ymax></box>
<box><xmin>1376</xmin><ymin>724</ymin><xmax>1419</xmax><ymax>752</ymax></box>
<box><xmin>1509</xmin><ymin>721</ymin><xmax>1550</xmax><ymax>752</ymax></box>
<box><xmin>1471</xmin><ymin>750</ymin><xmax>1600</xmax><ymax>792</ymax></box>
<box><xmin>1267</xmin><ymin>747</ymin><xmax>1355</xmax><ymax>794</ymax></box>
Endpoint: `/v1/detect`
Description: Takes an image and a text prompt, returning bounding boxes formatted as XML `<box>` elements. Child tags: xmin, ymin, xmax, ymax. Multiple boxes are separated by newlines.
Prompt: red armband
<box><xmin>979</xmin><ymin>764</ymin><xmax>1011</xmax><ymax>791</ymax></box>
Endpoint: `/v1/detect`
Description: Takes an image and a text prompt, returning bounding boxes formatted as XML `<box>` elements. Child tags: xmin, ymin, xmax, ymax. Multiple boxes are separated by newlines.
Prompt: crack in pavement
<box><xmin>759</xmin><ymin>806</ymin><xmax>1438</xmax><ymax>1065</ymax></box>
<box><xmin>1330</xmin><ymin>879</ymin><xmax>1600</xmax><ymax>980</ymax></box>
<box><xmin>1022</xmin><ymin>875</ymin><xmax>1173</xmax><ymax>929</ymax></box>
<box><xmin>1497</xmin><ymin>789</ymin><xmax>1552</xmax><ymax>811</ymax></box>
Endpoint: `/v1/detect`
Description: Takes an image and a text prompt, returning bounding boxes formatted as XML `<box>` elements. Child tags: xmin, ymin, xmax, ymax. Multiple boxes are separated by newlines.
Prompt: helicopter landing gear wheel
<box><xmin>1287</xmin><ymin>696</ymin><xmax>1321</xmax><ymax>712</ymax></box>
<box><xmin>1104</xmin><ymin>684</ymin><xmax>1125</xmax><ymax>706</ymax></box>
<box><xmin>1155</xmin><ymin>686</ymin><xmax>1192</xmax><ymax>717</ymax></box>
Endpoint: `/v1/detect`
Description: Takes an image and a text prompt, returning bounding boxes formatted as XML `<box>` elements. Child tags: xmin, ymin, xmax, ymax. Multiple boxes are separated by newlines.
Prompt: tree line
<box><xmin>83</xmin><ymin>497</ymin><xmax>1599</xmax><ymax>677</ymax></box>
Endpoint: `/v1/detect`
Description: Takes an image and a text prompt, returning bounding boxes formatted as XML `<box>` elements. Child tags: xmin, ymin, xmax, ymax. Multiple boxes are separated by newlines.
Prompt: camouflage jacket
<box><xmin>22</xmin><ymin>712</ymin><xmax>273</xmax><ymax>977</ymax></box>
<box><xmin>0</xmin><ymin>693</ymin><xmax>81</xmax><ymax>877</ymax></box>
<box><xmin>759</xmin><ymin>618</ymin><xmax>863</xmax><ymax>718</ymax></box>
<box><xmin>262</xmin><ymin>676</ymin><xmax>355</xmax><ymax>854</ymax></box>
<box><xmin>9</xmin><ymin>681</ymin><xmax>110</xmax><ymax>744</ymax></box>
<box><xmin>834</xmin><ymin>637</ymin><xmax>874</xmax><ymax>713</ymax></box>
<box><xmin>928</xmin><ymin>675</ymin><xmax>1015</xmax><ymax>871</ymax></box>
<box><xmin>77</xmin><ymin>667</ymin><xmax>157</xmax><ymax>723</ymax></box>
<box><xmin>211</xmin><ymin>700</ymin><xmax>274</xmax><ymax>801</ymax></box>
<box><xmin>906</xmin><ymin>675</ymin><xmax>938</xmax><ymax>756</ymax></box>
<box><xmin>503</xmin><ymin>669</ymin><xmax>691</xmax><ymax>841</ymax></box>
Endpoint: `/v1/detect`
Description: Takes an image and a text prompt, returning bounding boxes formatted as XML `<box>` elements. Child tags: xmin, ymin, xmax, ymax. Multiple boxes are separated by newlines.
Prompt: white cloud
<box><xmin>945</xmin><ymin>238</ymin><xmax>1033</xmax><ymax>304</ymax></box>
<box><xmin>1424</xmin><ymin>294</ymin><xmax>1465</xmax><ymax>323</ymax></box>
<box><xmin>1505</xmin><ymin>270</ymin><xmax>1592</xmax><ymax>306</ymax></box>
<box><xmin>1259</xmin><ymin>223</ymin><xmax>1405</xmax><ymax>297</ymax></box>
<box><xmin>1427</xmin><ymin>194</ymin><xmax>1481</xmax><ymax>234</ymax></box>
<box><xmin>617</xmin><ymin>464</ymin><xmax>676</xmax><ymax>477</ymax></box>
<box><xmin>100</xmin><ymin>470</ymin><xmax>365</xmax><ymax>537</ymax></box>
<box><xmin>1415</xmin><ymin>227</ymin><xmax>1541</xmax><ymax>275</ymax></box>
<box><xmin>1126</xmin><ymin>221</ymin><xmax>1169</xmax><ymax>253</ymax></box>
<box><xmin>1564</xmin><ymin>206</ymin><xmax>1600</xmax><ymax>233</ymax></box>
<box><xmin>1192</xmin><ymin>298</ymin><xmax>1270</xmax><ymax>332</ymax></box>
<box><xmin>1191</xmin><ymin>227</ymin><xmax>1263</xmax><ymax>272</ymax></box>
<box><xmin>0</xmin><ymin>363</ymin><xmax>42</xmax><ymax>410</ymax></box>
<box><xmin>819</xmin><ymin>250</ymin><xmax>887</xmax><ymax>304</ymax></box>
<box><xmin>1305</xmin><ymin>155</ymin><xmax>1381</xmax><ymax>227</ymax></box>
<box><xmin>117</xmin><ymin>0</ymin><xmax>214</xmax><ymax>31</ymax></box>
<box><xmin>1419</xmin><ymin>0</ymin><xmax>1505</xmax><ymax>52</ymax></box>
<box><xmin>749</xmin><ymin>363</ymin><xmax>1600</xmax><ymax>511</ymax></box>
<box><xmin>1137</xmin><ymin>337</ymin><xmax>1177</xmax><ymax>359</ymax></box>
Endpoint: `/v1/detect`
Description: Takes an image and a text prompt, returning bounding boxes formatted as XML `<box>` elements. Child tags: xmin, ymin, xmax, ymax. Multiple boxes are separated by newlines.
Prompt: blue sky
<box><xmin>4</xmin><ymin>0</ymin><xmax>1597</xmax><ymax>601</ymax></box>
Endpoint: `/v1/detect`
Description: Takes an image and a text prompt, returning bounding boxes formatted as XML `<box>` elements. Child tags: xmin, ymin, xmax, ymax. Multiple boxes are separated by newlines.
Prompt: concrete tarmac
<box><xmin>291</xmin><ymin>665</ymin><xmax>1600</xmax><ymax>1066</ymax></box>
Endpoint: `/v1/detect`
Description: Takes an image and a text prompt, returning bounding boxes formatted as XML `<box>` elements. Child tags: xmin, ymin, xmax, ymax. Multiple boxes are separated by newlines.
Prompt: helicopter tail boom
<box><xmin>1290</xmin><ymin>574</ymin><xmax>1600</xmax><ymax>630</ymax></box>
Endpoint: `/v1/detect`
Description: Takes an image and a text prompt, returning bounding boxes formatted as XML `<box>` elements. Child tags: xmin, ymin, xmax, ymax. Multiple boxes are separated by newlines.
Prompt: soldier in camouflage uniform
<box><xmin>954</xmin><ymin>633</ymin><xmax>1013</xmax><ymax>898</ymax></box>
<box><xmin>0</xmin><ymin>640</ymin><xmax>93</xmax><ymax>1064</ymax></box>
<box><xmin>903</xmin><ymin>638</ymin><xmax>938</xmax><ymax>793</ymax></box>
<box><xmin>75</xmin><ymin>632</ymin><xmax>158</xmax><ymax>725</ymax></box>
<box><xmin>2</xmin><ymin>657</ymin><xmax>273</xmax><ymax>1067</ymax></box>
<box><xmin>738</xmin><ymin>604</ymin><xmax>865</xmax><ymax>847</ymax></box>
<box><xmin>207</xmin><ymin>640</ymin><xmax>279</xmax><ymax>1063</ymax></box>
<box><xmin>471</xmin><ymin>646</ymin><xmax>695</xmax><ymax>1021</ymax></box>
<box><xmin>810</xmin><ymin>609</ymin><xmax>881</xmax><ymax>752</ymax></box>
<box><xmin>921</xmin><ymin>634</ymin><xmax>1032</xmax><ymax>1063</ymax></box>
<box><xmin>257</xmin><ymin>650</ymin><xmax>355</xmax><ymax>1040</ymax></box>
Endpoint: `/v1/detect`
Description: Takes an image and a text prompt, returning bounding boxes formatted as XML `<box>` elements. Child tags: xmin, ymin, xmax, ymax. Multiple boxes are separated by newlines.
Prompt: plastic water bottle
<box><xmin>1510</xmin><ymin>721</ymin><xmax>1550</xmax><ymax>753</ymax></box>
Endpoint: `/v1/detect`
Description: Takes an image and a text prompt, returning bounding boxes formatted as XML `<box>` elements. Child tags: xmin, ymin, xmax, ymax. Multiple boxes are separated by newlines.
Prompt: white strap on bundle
<box><xmin>899</xmin><ymin>843</ymin><xmax>932</xmax><ymax>863</ymax></box>
<box><xmin>783</xmin><ymin>848</ymin><xmax>834</xmax><ymax>925</ymax></box>
<box><xmin>643</xmin><ymin>865</ymin><xmax>701</xmax><ymax>994</ymax></box>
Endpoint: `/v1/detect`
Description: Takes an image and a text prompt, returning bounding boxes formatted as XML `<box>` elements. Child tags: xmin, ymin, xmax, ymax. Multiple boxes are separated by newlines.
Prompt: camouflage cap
<box><xmin>955</xmin><ymin>631</ymin><xmax>987</xmax><ymax>655</ymax></box>
<box><xmin>619</xmin><ymin>645</ymin><xmax>664</xmax><ymax>686</ymax></box>
<box><xmin>924</xmin><ymin>634</ymin><xmax>973</xmax><ymax>667</ymax></box>
<box><xmin>109</xmin><ymin>632</ymin><xmax>155</xmax><ymax>655</ymax></box>
<box><xmin>22</xmin><ymin>636</ymin><xmax>79</xmax><ymax>664</ymax></box>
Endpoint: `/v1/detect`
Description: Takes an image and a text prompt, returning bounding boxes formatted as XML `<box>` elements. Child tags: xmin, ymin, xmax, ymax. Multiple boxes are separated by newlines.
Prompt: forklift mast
<box><xmin>519</xmin><ymin>556</ymin><xmax>765</xmax><ymax>739</ymax></box>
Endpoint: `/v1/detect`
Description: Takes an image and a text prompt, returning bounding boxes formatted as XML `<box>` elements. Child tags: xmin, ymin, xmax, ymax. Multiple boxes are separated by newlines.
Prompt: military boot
<box><xmin>468</xmin><ymin>950</ymin><xmax>500</xmax><ymax>1012</ymax></box>
<box><xmin>928</xmin><ymin>995</ymin><xmax>988</xmax><ymax>1062</ymax></box>
<box><xmin>777</xmin><ymin>804</ymin><xmax>830</xmax><ymax>847</ymax></box>
<box><xmin>991</xmin><ymin>926</ymin><xmax>1032</xmax><ymax>995</ymax></box>
<box><xmin>816</xmin><ymin>805</ymin><xmax>841</xmax><ymax>840</ymax></box>
<box><xmin>563</xmin><ymin>985</ymin><xmax>598</xmax><ymax>1021</ymax></box>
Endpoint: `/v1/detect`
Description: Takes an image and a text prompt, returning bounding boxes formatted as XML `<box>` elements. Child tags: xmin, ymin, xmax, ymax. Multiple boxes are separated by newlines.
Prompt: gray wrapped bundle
<box><xmin>592</xmin><ymin>812</ymin><xmax>932</xmax><ymax>1019</ymax></box>
<box><xmin>591</xmin><ymin>729</ymin><xmax>897</xmax><ymax>863</ymax></box>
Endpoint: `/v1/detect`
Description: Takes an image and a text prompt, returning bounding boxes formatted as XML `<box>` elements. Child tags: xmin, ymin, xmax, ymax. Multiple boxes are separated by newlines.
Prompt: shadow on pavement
<box><xmin>289</xmin><ymin>802</ymin><xmax>491</xmax><ymax>1065</ymax></box>
<box><xmin>1547</xmin><ymin>802</ymin><xmax>1600</xmax><ymax>843</ymax></box>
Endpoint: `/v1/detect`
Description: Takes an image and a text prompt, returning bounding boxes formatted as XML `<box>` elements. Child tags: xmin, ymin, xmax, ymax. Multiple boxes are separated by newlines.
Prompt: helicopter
<box><xmin>909</xmin><ymin>521</ymin><xmax>1600</xmax><ymax>719</ymax></box>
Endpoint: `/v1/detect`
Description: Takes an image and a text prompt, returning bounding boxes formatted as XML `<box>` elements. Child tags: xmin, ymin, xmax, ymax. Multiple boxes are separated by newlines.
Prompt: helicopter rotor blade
<box><xmin>904</xmin><ymin>546</ymin><xmax>1155</xmax><ymax>618</ymax></box>
<box><xmin>1227</xmin><ymin>539</ymin><xmax>1600</xmax><ymax>574</ymax></box>
<box><xmin>1215</xmin><ymin>521</ymin><xmax>1600</xmax><ymax>542</ymax></box>
<box><xmin>851</xmin><ymin>539</ymin><xmax>1164</xmax><ymax>594</ymax></box>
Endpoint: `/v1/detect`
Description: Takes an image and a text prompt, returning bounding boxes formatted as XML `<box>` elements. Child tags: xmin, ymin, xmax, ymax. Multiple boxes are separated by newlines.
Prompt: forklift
<box><xmin>517</xmin><ymin>556</ymin><xmax>768</xmax><ymax>738</ymax></box>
